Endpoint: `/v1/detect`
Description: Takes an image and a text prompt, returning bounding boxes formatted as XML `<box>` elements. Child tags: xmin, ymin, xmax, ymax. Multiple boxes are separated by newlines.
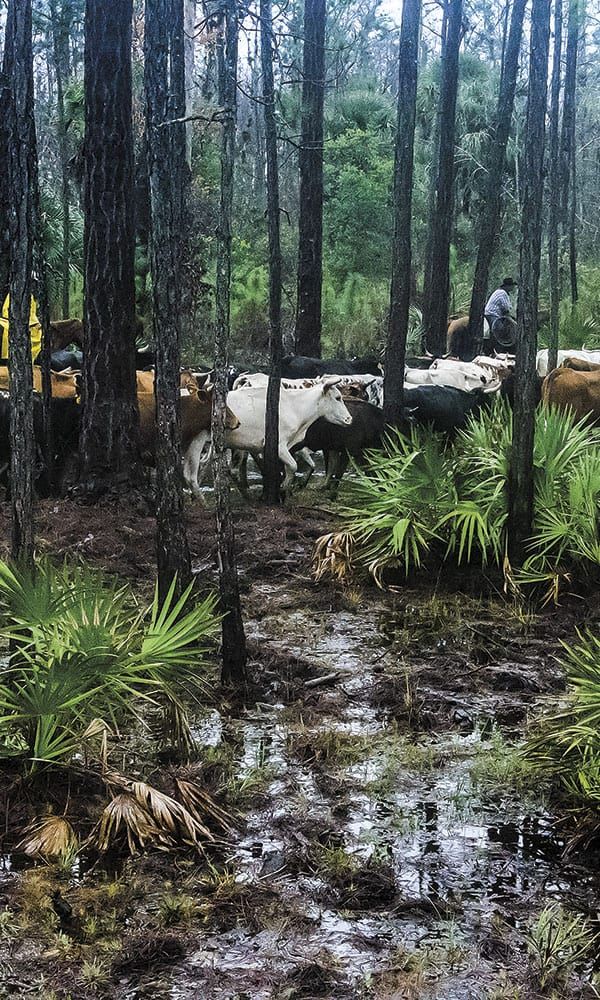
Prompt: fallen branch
<box><xmin>304</xmin><ymin>671</ymin><xmax>341</xmax><ymax>688</ymax></box>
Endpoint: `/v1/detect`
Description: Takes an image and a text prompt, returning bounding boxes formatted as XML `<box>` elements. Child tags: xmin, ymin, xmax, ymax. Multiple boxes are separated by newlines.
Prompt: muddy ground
<box><xmin>0</xmin><ymin>495</ymin><xmax>600</xmax><ymax>999</ymax></box>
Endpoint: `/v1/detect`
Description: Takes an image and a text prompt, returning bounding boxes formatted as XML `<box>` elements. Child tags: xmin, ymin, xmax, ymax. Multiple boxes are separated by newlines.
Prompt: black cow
<box><xmin>295</xmin><ymin>398</ymin><xmax>410</xmax><ymax>490</ymax></box>
<box><xmin>51</xmin><ymin>348</ymin><xmax>83</xmax><ymax>371</ymax></box>
<box><xmin>281</xmin><ymin>354</ymin><xmax>381</xmax><ymax>379</ymax></box>
<box><xmin>500</xmin><ymin>371</ymin><xmax>543</xmax><ymax>408</ymax></box>
<box><xmin>402</xmin><ymin>385</ymin><xmax>488</xmax><ymax>433</ymax></box>
<box><xmin>0</xmin><ymin>393</ymin><xmax>80</xmax><ymax>497</ymax></box>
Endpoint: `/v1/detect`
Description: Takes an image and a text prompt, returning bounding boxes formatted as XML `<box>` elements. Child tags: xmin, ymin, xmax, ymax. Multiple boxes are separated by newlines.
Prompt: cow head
<box><xmin>321</xmin><ymin>380</ymin><xmax>352</xmax><ymax>425</ymax></box>
<box><xmin>193</xmin><ymin>387</ymin><xmax>241</xmax><ymax>430</ymax></box>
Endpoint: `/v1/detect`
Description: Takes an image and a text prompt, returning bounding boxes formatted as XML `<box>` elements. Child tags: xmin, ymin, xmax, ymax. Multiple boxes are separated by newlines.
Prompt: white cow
<box><xmin>185</xmin><ymin>378</ymin><xmax>352</xmax><ymax>494</ymax></box>
<box><xmin>536</xmin><ymin>349</ymin><xmax>600</xmax><ymax>377</ymax></box>
<box><xmin>405</xmin><ymin>359</ymin><xmax>501</xmax><ymax>393</ymax></box>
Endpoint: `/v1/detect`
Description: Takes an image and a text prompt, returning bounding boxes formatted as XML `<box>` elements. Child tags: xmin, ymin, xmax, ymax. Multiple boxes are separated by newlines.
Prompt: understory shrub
<box><xmin>525</xmin><ymin>631</ymin><xmax>600</xmax><ymax>807</ymax></box>
<box><xmin>0</xmin><ymin>561</ymin><xmax>219</xmax><ymax>771</ymax></box>
<box><xmin>316</xmin><ymin>402</ymin><xmax>600</xmax><ymax>599</ymax></box>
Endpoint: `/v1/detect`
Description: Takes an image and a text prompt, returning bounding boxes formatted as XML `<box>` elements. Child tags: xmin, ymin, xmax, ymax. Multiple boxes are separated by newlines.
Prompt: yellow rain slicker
<box><xmin>0</xmin><ymin>294</ymin><xmax>42</xmax><ymax>361</ymax></box>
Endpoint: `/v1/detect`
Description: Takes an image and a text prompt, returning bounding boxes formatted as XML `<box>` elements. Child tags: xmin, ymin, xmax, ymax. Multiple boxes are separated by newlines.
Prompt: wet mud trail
<box><xmin>1</xmin><ymin>501</ymin><xmax>599</xmax><ymax>999</ymax></box>
<box><xmin>166</xmin><ymin>568</ymin><xmax>600</xmax><ymax>1000</ymax></box>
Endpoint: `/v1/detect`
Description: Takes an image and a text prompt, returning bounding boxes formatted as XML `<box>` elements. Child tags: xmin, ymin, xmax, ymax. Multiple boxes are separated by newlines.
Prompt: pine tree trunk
<box><xmin>295</xmin><ymin>0</ymin><xmax>325</xmax><ymax>358</ymax></box>
<box><xmin>508</xmin><ymin>0</ymin><xmax>551</xmax><ymax>565</ymax></box>
<box><xmin>184</xmin><ymin>0</ymin><xmax>195</xmax><ymax>168</ymax></box>
<box><xmin>260</xmin><ymin>0</ymin><xmax>282</xmax><ymax>504</ymax></box>
<box><xmin>79</xmin><ymin>0</ymin><xmax>140</xmax><ymax>494</ymax></box>
<box><xmin>468</xmin><ymin>0</ymin><xmax>526</xmax><ymax>348</ymax></box>
<box><xmin>547</xmin><ymin>0</ymin><xmax>563</xmax><ymax>374</ymax></box>
<box><xmin>7</xmin><ymin>0</ymin><xmax>36</xmax><ymax>563</ymax></box>
<box><xmin>49</xmin><ymin>0</ymin><xmax>71</xmax><ymax>319</ymax></box>
<box><xmin>145</xmin><ymin>0</ymin><xmax>192</xmax><ymax>602</ymax></box>
<box><xmin>0</xmin><ymin>5</ymin><xmax>15</xmax><ymax>309</ymax></box>
<box><xmin>422</xmin><ymin>0</ymin><xmax>462</xmax><ymax>356</ymax></box>
<box><xmin>561</xmin><ymin>0</ymin><xmax>579</xmax><ymax>306</ymax></box>
<box><xmin>560</xmin><ymin>0</ymin><xmax>578</xmax><ymax>227</ymax></box>
<box><xmin>383</xmin><ymin>0</ymin><xmax>421</xmax><ymax>426</ymax></box>
<box><xmin>214</xmin><ymin>0</ymin><xmax>247</xmax><ymax>687</ymax></box>
<box><xmin>422</xmin><ymin>0</ymin><xmax>447</xmax><ymax>331</ymax></box>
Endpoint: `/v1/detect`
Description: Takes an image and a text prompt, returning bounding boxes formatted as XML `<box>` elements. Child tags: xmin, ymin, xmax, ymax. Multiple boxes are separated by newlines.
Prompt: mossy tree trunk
<box><xmin>79</xmin><ymin>0</ymin><xmax>141</xmax><ymax>495</ymax></box>
<box><xmin>260</xmin><ymin>0</ymin><xmax>283</xmax><ymax>504</ymax></box>
<box><xmin>214</xmin><ymin>0</ymin><xmax>247</xmax><ymax>687</ymax></box>
<box><xmin>145</xmin><ymin>0</ymin><xmax>192</xmax><ymax>601</ymax></box>
<box><xmin>468</xmin><ymin>0</ymin><xmax>527</xmax><ymax>348</ymax></box>
<box><xmin>295</xmin><ymin>0</ymin><xmax>325</xmax><ymax>358</ymax></box>
<box><xmin>6</xmin><ymin>0</ymin><xmax>36</xmax><ymax>563</ymax></box>
<box><xmin>383</xmin><ymin>0</ymin><xmax>421</xmax><ymax>426</ymax></box>
<box><xmin>548</xmin><ymin>0</ymin><xmax>563</xmax><ymax>374</ymax></box>
<box><xmin>508</xmin><ymin>0</ymin><xmax>551</xmax><ymax>564</ymax></box>
<box><xmin>422</xmin><ymin>0</ymin><xmax>462</xmax><ymax>356</ymax></box>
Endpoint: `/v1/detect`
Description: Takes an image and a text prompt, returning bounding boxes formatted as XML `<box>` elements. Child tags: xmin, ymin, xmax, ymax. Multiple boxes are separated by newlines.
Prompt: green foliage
<box><xmin>320</xmin><ymin>403</ymin><xmax>600</xmax><ymax>595</ymax></box>
<box><xmin>0</xmin><ymin>561</ymin><xmax>219</xmax><ymax>771</ymax></box>
<box><xmin>526</xmin><ymin>903</ymin><xmax>596</xmax><ymax>990</ymax></box>
<box><xmin>525</xmin><ymin>632</ymin><xmax>600</xmax><ymax>806</ymax></box>
<box><xmin>40</xmin><ymin>187</ymin><xmax>84</xmax><ymax>309</ymax></box>
<box><xmin>324</xmin><ymin>127</ymin><xmax>393</xmax><ymax>283</ymax></box>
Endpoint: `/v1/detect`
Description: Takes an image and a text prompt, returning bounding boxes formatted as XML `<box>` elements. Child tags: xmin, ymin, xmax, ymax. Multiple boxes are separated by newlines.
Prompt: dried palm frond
<box><xmin>173</xmin><ymin>778</ymin><xmax>237</xmax><ymax>837</ymax></box>
<box><xmin>131</xmin><ymin>780</ymin><xmax>213</xmax><ymax>846</ymax></box>
<box><xmin>312</xmin><ymin>531</ymin><xmax>356</xmax><ymax>582</ymax></box>
<box><xmin>101</xmin><ymin>772</ymin><xmax>215</xmax><ymax>852</ymax></box>
<box><xmin>17</xmin><ymin>815</ymin><xmax>78</xmax><ymax>860</ymax></box>
<box><xmin>88</xmin><ymin>793</ymin><xmax>168</xmax><ymax>855</ymax></box>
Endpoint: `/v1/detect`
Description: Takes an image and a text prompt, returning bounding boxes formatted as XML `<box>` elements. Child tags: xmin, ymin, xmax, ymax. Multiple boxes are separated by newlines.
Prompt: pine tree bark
<box><xmin>145</xmin><ymin>0</ymin><xmax>192</xmax><ymax>601</ymax></box>
<box><xmin>508</xmin><ymin>0</ymin><xmax>551</xmax><ymax>564</ymax></box>
<box><xmin>79</xmin><ymin>0</ymin><xmax>140</xmax><ymax>494</ymax></box>
<box><xmin>49</xmin><ymin>0</ymin><xmax>72</xmax><ymax>319</ymax></box>
<box><xmin>260</xmin><ymin>0</ymin><xmax>282</xmax><ymax>504</ymax></box>
<box><xmin>0</xmin><ymin>4</ymin><xmax>15</xmax><ymax>309</ymax></box>
<box><xmin>7</xmin><ymin>0</ymin><xmax>36</xmax><ymax>563</ymax></box>
<box><xmin>295</xmin><ymin>0</ymin><xmax>325</xmax><ymax>358</ymax></box>
<box><xmin>468</xmin><ymin>0</ymin><xmax>526</xmax><ymax>348</ymax></box>
<box><xmin>547</xmin><ymin>0</ymin><xmax>563</xmax><ymax>374</ymax></box>
<box><xmin>422</xmin><ymin>0</ymin><xmax>463</xmax><ymax>356</ymax></box>
<box><xmin>383</xmin><ymin>0</ymin><xmax>421</xmax><ymax>426</ymax></box>
<box><xmin>214</xmin><ymin>0</ymin><xmax>247</xmax><ymax>686</ymax></box>
<box><xmin>561</xmin><ymin>0</ymin><xmax>579</xmax><ymax>305</ymax></box>
<box><xmin>422</xmin><ymin>0</ymin><xmax>448</xmax><ymax>341</ymax></box>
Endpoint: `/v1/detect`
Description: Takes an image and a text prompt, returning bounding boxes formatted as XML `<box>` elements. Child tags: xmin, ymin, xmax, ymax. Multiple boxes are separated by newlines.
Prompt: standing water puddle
<box><xmin>163</xmin><ymin>580</ymin><xmax>600</xmax><ymax>1000</ymax></box>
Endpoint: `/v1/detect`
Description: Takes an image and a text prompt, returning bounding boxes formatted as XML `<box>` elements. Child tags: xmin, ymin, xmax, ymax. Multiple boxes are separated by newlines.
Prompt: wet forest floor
<box><xmin>0</xmin><ymin>496</ymin><xmax>600</xmax><ymax>999</ymax></box>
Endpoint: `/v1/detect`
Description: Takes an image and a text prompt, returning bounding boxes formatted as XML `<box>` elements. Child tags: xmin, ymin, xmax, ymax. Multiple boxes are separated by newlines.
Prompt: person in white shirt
<box><xmin>484</xmin><ymin>277</ymin><xmax>517</xmax><ymax>339</ymax></box>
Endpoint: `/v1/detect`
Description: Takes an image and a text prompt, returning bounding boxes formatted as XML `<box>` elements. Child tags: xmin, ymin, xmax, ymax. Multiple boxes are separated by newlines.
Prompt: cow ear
<box><xmin>322</xmin><ymin>376</ymin><xmax>340</xmax><ymax>390</ymax></box>
<box><xmin>196</xmin><ymin>388</ymin><xmax>211</xmax><ymax>402</ymax></box>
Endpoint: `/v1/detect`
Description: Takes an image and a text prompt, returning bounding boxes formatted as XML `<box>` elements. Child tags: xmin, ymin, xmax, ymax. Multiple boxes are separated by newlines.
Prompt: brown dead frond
<box><xmin>17</xmin><ymin>815</ymin><xmax>78</xmax><ymax>860</ymax></box>
<box><xmin>312</xmin><ymin>531</ymin><xmax>356</xmax><ymax>582</ymax></box>
<box><xmin>173</xmin><ymin>778</ymin><xmax>237</xmax><ymax>837</ymax></box>
<box><xmin>88</xmin><ymin>794</ymin><xmax>168</xmax><ymax>855</ymax></box>
<box><xmin>94</xmin><ymin>772</ymin><xmax>216</xmax><ymax>854</ymax></box>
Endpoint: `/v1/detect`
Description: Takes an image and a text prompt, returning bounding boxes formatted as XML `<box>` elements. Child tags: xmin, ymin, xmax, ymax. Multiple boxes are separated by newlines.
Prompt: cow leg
<box><xmin>279</xmin><ymin>446</ymin><xmax>298</xmax><ymax>493</ymax></box>
<box><xmin>329</xmin><ymin>451</ymin><xmax>349</xmax><ymax>493</ymax></box>
<box><xmin>183</xmin><ymin>431</ymin><xmax>211</xmax><ymax>498</ymax></box>
<box><xmin>295</xmin><ymin>447</ymin><xmax>315</xmax><ymax>487</ymax></box>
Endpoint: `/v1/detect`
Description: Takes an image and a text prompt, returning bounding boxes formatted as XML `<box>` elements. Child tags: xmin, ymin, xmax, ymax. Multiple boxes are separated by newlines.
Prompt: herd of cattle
<box><xmin>1</xmin><ymin>343</ymin><xmax>600</xmax><ymax>498</ymax></box>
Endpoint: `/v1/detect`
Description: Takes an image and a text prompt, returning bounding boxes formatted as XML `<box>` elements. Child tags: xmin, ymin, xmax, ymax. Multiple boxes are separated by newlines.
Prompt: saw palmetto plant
<box><xmin>313</xmin><ymin>402</ymin><xmax>600</xmax><ymax>598</ymax></box>
<box><xmin>0</xmin><ymin>560</ymin><xmax>220</xmax><ymax>771</ymax></box>
<box><xmin>525</xmin><ymin>631</ymin><xmax>600</xmax><ymax>807</ymax></box>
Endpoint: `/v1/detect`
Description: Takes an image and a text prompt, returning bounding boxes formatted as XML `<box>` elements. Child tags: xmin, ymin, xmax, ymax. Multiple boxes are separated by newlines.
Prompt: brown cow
<box><xmin>135</xmin><ymin>369</ymin><xmax>199</xmax><ymax>394</ymax></box>
<box><xmin>0</xmin><ymin>366</ymin><xmax>78</xmax><ymax>398</ymax></box>
<box><xmin>542</xmin><ymin>367</ymin><xmax>600</xmax><ymax>424</ymax></box>
<box><xmin>561</xmin><ymin>356</ymin><xmax>600</xmax><ymax>373</ymax></box>
<box><xmin>137</xmin><ymin>386</ymin><xmax>240</xmax><ymax>487</ymax></box>
<box><xmin>50</xmin><ymin>318</ymin><xmax>84</xmax><ymax>351</ymax></box>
